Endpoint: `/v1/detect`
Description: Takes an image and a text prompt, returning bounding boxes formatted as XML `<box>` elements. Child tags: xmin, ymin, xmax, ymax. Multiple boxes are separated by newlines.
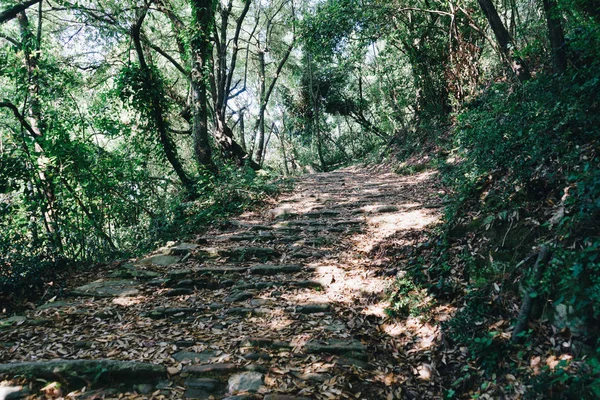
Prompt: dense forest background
<box><xmin>1</xmin><ymin>0</ymin><xmax>599</xmax><ymax>397</ymax></box>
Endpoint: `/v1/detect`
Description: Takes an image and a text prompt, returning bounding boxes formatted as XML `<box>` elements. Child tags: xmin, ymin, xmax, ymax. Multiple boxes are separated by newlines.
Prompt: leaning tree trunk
<box><xmin>131</xmin><ymin>7</ymin><xmax>198</xmax><ymax>192</ymax></box>
<box><xmin>477</xmin><ymin>0</ymin><xmax>531</xmax><ymax>81</ymax></box>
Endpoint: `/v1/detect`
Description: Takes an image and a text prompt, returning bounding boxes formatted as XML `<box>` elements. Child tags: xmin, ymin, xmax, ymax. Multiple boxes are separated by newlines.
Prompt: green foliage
<box><xmin>386</xmin><ymin>277</ymin><xmax>433</xmax><ymax>318</ymax></box>
<box><xmin>115</xmin><ymin>63</ymin><xmax>169</xmax><ymax>131</ymax></box>
<box><xmin>144</xmin><ymin>164</ymin><xmax>281</xmax><ymax>246</ymax></box>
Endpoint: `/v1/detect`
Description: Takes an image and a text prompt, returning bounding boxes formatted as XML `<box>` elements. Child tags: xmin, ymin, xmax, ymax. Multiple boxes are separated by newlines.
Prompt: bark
<box><xmin>131</xmin><ymin>8</ymin><xmax>197</xmax><ymax>191</ymax></box>
<box><xmin>477</xmin><ymin>0</ymin><xmax>531</xmax><ymax>81</ymax></box>
<box><xmin>0</xmin><ymin>0</ymin><xmax>40</xmax><ymax>24</ymax></box>
<box><xmin>253</xmin><ymin>3</ymin><xmax>296</xmax><ymax>165</ymax></box>
<box><xmin>17</xmin><ymin>10</ymin><xmax>61</xmax><ymax>247</ymax></box>
<box><xmin>239</xmin><ymin>109</ymin><xmax>247</xmax><ymax>151</ymax></box>
<box><xmin>190</xmin><ymin>0</ymin><xmax>218</xmax><ymax>173</ymax></box>
<box><xmin>255</xmin><ymin>50</ymin><xmax>267</xmax><ymax>164</ymax></box>
<box><xmin>542</xmin><ymin>0</ymin><xmax>566</xmax><ymax>74</ymax></box>
<box><xmin>214</xmin><ymin>118</ymin><xmax>260</xmax><ymax>170</ymax></box>
<box><xmin>210</xmin><ymin>0</ymin><xmax>257</xmax><ymax>168</ymax></box>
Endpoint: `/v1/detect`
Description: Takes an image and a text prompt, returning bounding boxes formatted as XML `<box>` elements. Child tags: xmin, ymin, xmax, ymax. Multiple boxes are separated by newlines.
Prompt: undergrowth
<box><xmin>0</xmin><ymin>165</ymin><xmax>286</xmax><ymax>313</ymax></box>
<box><xmin>388</xmin><ymin>53</ymin><xmax>600</xmax><ymax>398</ymax></box>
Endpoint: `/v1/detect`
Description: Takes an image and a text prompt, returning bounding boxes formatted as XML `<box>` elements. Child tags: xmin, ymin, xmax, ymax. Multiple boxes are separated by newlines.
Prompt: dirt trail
<box><xmin>1</xmin><ymin>166</ymin><xmax>446</xmax><ymax>399</ymax></box>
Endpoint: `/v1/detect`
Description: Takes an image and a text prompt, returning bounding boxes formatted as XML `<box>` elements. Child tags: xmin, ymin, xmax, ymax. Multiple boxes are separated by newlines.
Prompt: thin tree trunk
<box><xmin>255</xmin><ymin>50</ymin><xmax>267</xmax><ymax>165</ymax></box>
<box><xmin>17</xmin><ymin>9</ymin><xmax>62</xmax><ymax>249</ymax></box>
<box><xmin>542</xmin><ymin>0</ymin><xmax>566</xmax><ymax>73</ymax></box>
<box><xmin>239</xmin><ymin>110</ymin><xmax>247</xmax><ymax>151</ymax></box>
<box><xmin>190</xmin><ymin>0</ymin><xmax>217</xmax><ymax>173</ymax></box>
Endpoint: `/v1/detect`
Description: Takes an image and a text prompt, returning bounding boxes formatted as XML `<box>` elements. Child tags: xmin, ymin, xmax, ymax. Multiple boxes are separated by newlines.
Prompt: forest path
<box><xmin>1</xmin><ymin>165</ymin><xmax>446</xmax><ymax>399</ymax></box>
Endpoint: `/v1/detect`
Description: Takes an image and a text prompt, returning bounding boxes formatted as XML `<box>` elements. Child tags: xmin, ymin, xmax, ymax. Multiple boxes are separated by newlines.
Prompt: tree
<box><xmin>542</xmin><ymin>0</ymin><xmax>566</xmax><ymax>73</ymax></box>
<box><xmin>476</xmin><ymin>0</ymin><xmax>531</xmax><ymax>81</ymax></box>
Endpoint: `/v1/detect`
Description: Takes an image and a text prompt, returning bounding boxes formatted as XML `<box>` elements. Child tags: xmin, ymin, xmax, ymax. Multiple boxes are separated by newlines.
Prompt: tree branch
<box><xmin>0</xmin><ymin>100</ymin><xmax>38</xmax><ymax>137</ymax></box>
<box><xmin>0</xmin><ymin>0</ymin><xmax>41</xmax><ymax>24</ymax></box>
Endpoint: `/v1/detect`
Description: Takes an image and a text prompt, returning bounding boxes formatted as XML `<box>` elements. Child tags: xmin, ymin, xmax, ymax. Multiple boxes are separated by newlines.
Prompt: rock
<box><xmin>220</xmin><ymin>279</ymin><xmax>236</xmax><ymax>288</ymax></box>
<box><xmin>164</xmin><ymin>288</ymin><xmax>193</xmax><ymax>297</ymax></box>
<box><xmin>36</xmin><ymin>300</ymin><xmax>74</xmax><ymax>310</ymax></box>
<box><xmin>290</xmin><ymin>280</ymin><xmax>323</xmax><ymax>289</ymax></box>
<box><xmin>250</xmin><ymin>264</ymin><xmax>302</xmax><ymax>275</ymax></box>
<box><xmin>243</xmin><ymin>352</ymin><xmax>272</xmax><ymax>361</ymax></box>
<box><xmin>244</xmin><ymin>364</ymin><xmax>268</xmax><ymax>373</ymax></box>
<box><xmin>225</xmin><ymin>291</ymin><xmax>254</xmax><ymax>303</ymax></box>
<box><xmin>331</xmin><ymin>219</ymin><xmax>362</xmax><ymax>226</ymax></box>
<box><xmin>337</xmin><ymin>356</ymin><xmax>370</xmax><ymax>369</ymax></box>
<box><xmin>134</xmin><ymin>383</ymin><xmax>154</xmax><ymax>395</ymax></box>
<box><xmin>0</xmin><ymin>316</ymin><xmax>26</xmax><ymax>330</ymax></box>
<box><xmin>142</xmin><ymin>307</ymin><xmax>199</xmax><ymax>319</ymax></box>
<box><xmin>70</xmin><ymin>279</ymin><xmax>139</xmax><ymax>298</ymax></box>
<box><xmin>184</xmin><ymin>363</ymin><xmax>237</xmax><ymax>376</ymax></box>
<box><xmin>147</xmin><ymin>278</ymin><xmax>169</xmax><ymax>287</ymax></box>
<box><xmin>269</xmin><ymin>207</ymin><xmax>298</xmax><ymax>220</ymax></box>
<box><xmin>250</xmin><ymin>299</ymin><xmax>269</xmax><ymax>307</ymax></box>
<box><xmin>199</xmin><ymin>266</ymin><xmax>248</xmax><ymax>274</ymax></box>
<box><xmin>173</xmin><ymin>350</ymin><xmax>217</xmax><ymax>363</ymax></box>
<box><xmin>372</xmin><ymin>205</ymin><xmax>399</xmax><ymax>213</ymax></box>
<box><xmin>304</xmin><ymin>210</ymin><xmax>340</xmax><ymax>218</ymax></box>
<box><xmin>175</xmin><ymin>279</ymin><xmax>195</xmax><ymax>288</ymax></box>
<box><xmin>304</xmin><ymin>339</ymin><xmax>366</xmax><ymax>355</ymax></box>
<box><xmin>0</xmin><ymin>360</ymin><xmax>166</xmax><ymax>383</ymax></box>
<box><xmin>263</xmin><ymin>395</ymin><xmax>311</xmax><ymax>400</ymax></box>
<box><xmin>0</xmin><ymin>386</ymin><xmax>23</xmax><ymax>400</ymax></box>
<box><xmin>228</xmin><ymin>234</ymin><xmax>256</xmax><ymax>242</ymax></box>
<box><xmin>241</xmin><ymin>338</ymin><xmax>291</xmax><ymax>350</ymax></box>
<box><xmin>256</xmin><ymin>232</ymin><xmax>276</xmax><ymax>241</ymax></box>
<box><xmin>168</xmin><ymin>269</ymin><xmax>193</xmax><ymax>280</ymax></box>
<box><xmin>226</xmin><ymin>308</ymin><xmax>268</xmax><ymax>316</ymax></box>
<box><xmin>295</xmin><ymin>303</ymin><xmax>331</xmax><ymax>314</ymax></box>
<box><xmin>249</xmin><ymin>225</ymin><xmax>273</xmax><ymax>231</ymax></box>
<box><xmin>275</xmin><ymin>236</ymin><xmax>303</xmax><ymax>244</ymax></box>
<box><xmin>108</xmin><ymin>264</ymin><xmax>160</xmax><ymax>280</ymax></box>
<box><xmin>294</xmin><ymin>238</ymin><xmax>327</xmax><ymax>247</ymax></box>
<box><xmin>254</xmin><ymin>282</ymin><xmax>284</xmax><ymax>289</ymax></box>
<box><xmin>290</xmin><ymin>251</ymin><xmax>320</xmax><ymax>259</ymax></box>
<box><xmin>175</xmin><ymin>340</ymin><xmax>196</xmax><ymax>347</ymax></box>
<box><xmin>228</xmin><ymin>371</ymin><xmax>264</xmax><ymax>394</ymax></box>
<box><xmin>224</xmin><ymin>247</ymin><xmax>280</xmax><ymax>261</ymax></box>
<box><xmin>184</xmin><ymin>377</ymin><xmax>224</xmax><ymax>399</ymax></box>
<box><xmin>170</xmin><ymin>243</ymin><xmax>199</xmax><ymax>255</ymax></box>
<box><xmin>194</xmin><ymin>247</ymin><xmax>221</xmax><ymax>259</ymax></box>
<box><xmin>553</xmin><ymin>303</ymin><xmax>587</xmax><ymax>336</ymax></box>
<box><xmin>140</xmin><ymin>254</ymin><xmax>181</xmax><ymax>266</ymax></box>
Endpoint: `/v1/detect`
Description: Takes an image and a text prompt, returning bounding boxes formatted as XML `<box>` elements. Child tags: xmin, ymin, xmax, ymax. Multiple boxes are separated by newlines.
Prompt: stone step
<box><xmin>249</xmin><ymin>264</ymin><xmax>304</xmax><ymax>275</ymax></box>
<box><xmin>222</xmin><ymin>247</ymin><xmax>281</xmax><ymax>261</ymax></box>
<box><xmin>295</xmin><ymin>303</ymin><xmax>331</xmax><ymax>314</ymax></box>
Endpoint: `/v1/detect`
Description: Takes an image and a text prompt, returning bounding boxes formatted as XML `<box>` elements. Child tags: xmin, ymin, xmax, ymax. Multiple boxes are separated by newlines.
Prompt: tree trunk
<box><xmin>239</xmin><ymin>110</ymin><xmax>247</xmax><ymax>151</ymax></box>
<box><xmin>255</xmin><ymin>50</ymin><xmax>267</xmax><ymax>165</ymax></box>
<box><xmin>477</xmin><ymin>0</ymin><xmax>531</xmax><ymax>81</ymax></box>
<box><xmin>17</xmin><ymin>9</ymin><xmax>61</xmax><ymax>248</ymax></box>
<box><xmin>214</xmin><ymin>118</ymin><xmax>260</xmax><ymax>170</ymax></box>
<box><xmin>131</xmin><ymin>8</ymin><xmax>198</xmax><ymax>192</ymax></box>
<box><xmin>190</xmin><ymin>0</ymin><xmax>217</xmax><ymax>173</ymax></box>
<box><xmin>542</xmin><ymin>0</ymin><xmax>566</xmax><ymax>73</ymax></box>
